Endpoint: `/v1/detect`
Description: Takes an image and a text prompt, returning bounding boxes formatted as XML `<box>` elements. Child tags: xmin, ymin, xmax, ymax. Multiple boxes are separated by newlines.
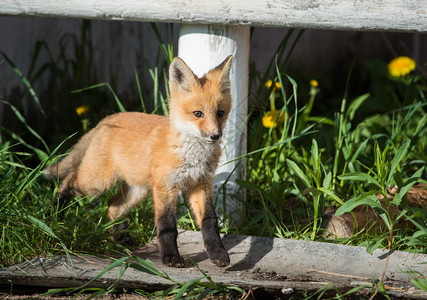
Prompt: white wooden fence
<box><xmin>2</xmin><ymin>0</ymin><xmax>426</xmax><ymax>220</ymax></box>
<box><xmin>2</xmin><ymin>1</ymin><xmax>426</xmax><ymax>31</ymax></box>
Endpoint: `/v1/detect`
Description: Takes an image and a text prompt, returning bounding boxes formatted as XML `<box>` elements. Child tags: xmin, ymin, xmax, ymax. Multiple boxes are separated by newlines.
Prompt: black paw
<box><xmin>112</xmin><ymin>222</ymin><xmax>137</xmax><ymax>247</ymax></box>
<box><xmin>116</xmin><ymin>232</ymin><xmax>137</xmax><ymax>247</ymax></box>
<box><xmin>206</xmin><ymin>245</ymin><xmax>230</xmax><ymax>267</ymax></box>
<box><xmin>162</xmin><ymin>254</ymin><xmax>185</xmax><ymax>268</ymax></box>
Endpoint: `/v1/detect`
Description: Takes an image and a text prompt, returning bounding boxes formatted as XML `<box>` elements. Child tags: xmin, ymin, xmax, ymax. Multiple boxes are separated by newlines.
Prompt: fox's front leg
<box><xmin>153</xmin><ymin>183</ymin><xmax>184</xmax><ymax>268</ymax></box>
<box><xmin>189</xmin><ymin>182</ymin><xmax>230</xmax><ymax>267</ymax></box>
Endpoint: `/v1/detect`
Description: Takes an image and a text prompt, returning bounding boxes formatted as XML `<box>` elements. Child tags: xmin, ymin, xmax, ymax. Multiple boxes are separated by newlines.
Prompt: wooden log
<box><xmin>2</xmin><ymin>231</ymin><xmax>427</xmax><ymax>298</ymax></box>
<box><xmin>322</xmin><ymin>185</ymin><xmax>427</xmax><ymax>239</ymax></box>
<box><xmin>1</xmin><ymin>0</ymin><xmax>426</xmax><ymax>32</ymax></box>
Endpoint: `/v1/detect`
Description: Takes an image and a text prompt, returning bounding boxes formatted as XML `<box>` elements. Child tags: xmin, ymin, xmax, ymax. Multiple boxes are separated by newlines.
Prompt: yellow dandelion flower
<box><xmin>265</xmin><ymin>80</ymin><xmax>281</xmax><ymax>91</ymax></box>
<box><xmin>76</xmin><ymin>105</ymin><xmax>89</xmax><ymax>116</ymax></box>
<box><xmin>262</xmin><ymin>110</ymin><xmax>287</xmax><ymax>128</ymax></box>
<box><xmin>387</xmin><ymin>56</ymin><xmax>416</xmax><ymax>77</ymax></box>
<box><xmin>310</xmin><ymin>80</ymin><xmax>318</xmax><ymax>87</ymax></box>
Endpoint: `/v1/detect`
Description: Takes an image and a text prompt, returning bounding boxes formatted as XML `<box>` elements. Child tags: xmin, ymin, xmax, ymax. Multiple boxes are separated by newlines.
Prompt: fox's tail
<box><xmin>43</xmin><ymin>129</ymin><xmax>95</xmax><ymax>181</ymax></box>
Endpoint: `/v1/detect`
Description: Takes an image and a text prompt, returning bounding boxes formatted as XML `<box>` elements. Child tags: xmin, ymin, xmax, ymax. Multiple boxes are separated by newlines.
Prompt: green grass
<box><xmin>1</xmin><ymin>24</ymin><xmax>426</xmax><ymax>298</ymax></box>
<box><xmin>238</xmin><ymin>55</ymin><xmax>427</xmax><ymax>251</ymax></box>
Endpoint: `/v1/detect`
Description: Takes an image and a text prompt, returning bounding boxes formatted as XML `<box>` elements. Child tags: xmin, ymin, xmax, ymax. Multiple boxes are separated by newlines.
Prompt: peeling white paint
<box><xmin>1</xmin><ymin>0</ymin><xmax>426</xmax><ymax>32</ymax></box>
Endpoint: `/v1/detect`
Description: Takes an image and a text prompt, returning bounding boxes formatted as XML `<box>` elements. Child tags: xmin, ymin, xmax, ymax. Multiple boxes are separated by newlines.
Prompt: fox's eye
<box><xmin>217</xmin><ymin>110</ymin><xmax>225</xmax><ymax>118</ymax></box>
<box><xmin>193</xmin><ymin>111</ymin><xmax>204</xmax><ymax>118</ymax></box>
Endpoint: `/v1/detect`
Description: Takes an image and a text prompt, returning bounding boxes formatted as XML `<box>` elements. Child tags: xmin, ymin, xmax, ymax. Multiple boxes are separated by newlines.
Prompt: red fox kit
<box><xmin>44</xmin><ymin>56</ymin><xmax>233</xmax><ymax>267</ymax></box>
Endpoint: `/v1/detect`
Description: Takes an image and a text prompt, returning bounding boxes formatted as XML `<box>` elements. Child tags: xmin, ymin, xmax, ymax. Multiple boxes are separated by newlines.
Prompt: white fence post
<box><xmin>178</xmin><ymin>24</ymin><xmax>250</xmax><ymax>223</ymax></box>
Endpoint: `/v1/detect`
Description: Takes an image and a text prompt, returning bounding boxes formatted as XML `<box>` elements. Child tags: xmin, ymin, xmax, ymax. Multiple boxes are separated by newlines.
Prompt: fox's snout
<box><xmin>210</xmin><ymin>134</ymin><xmax>220</xmax><ymax>141</ymax></box>
<box><xmin>202</xmin><ymin>129</ymin><xmax>222</xmax><ymax>142</ymax></box>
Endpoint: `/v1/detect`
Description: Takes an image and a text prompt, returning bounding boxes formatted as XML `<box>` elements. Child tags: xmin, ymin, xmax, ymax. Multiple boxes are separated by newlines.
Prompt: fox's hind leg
<box><xmin>54</xmin><ymin>171</ymin><xmax>84</xmax><ymax>215</ymax></box>
<box><xmin>108</xmin><ymin>184</ymin><xmax>149</xmax><ymax>220</ymax></box>
<box><xmin>108</xmin><ymin>183</ymin><xmax>149</xmax><ymax>245</ymax></box>
<box><xmin>54</xmin><ymin>163</ymin><xmax>116</xmax><ymax>215</ymax></box>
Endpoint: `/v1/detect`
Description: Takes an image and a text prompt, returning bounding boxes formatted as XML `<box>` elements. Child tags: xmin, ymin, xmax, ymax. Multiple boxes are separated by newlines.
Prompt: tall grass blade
<box><xmin>411</xmin><ymin>275</ymin><xmax>427</xmax><ymax>291</ymax></box>
<box><xmin>134</xmin><ymin>68</ymin><xmax>146</xmax><ymax>112</ymax></box>
<box><xmin>387</xmin><ymin>140</ymin><xmax>410</xmax><ymax>184</ymax></box>
<box><xmin>2</xmin><ymin>100</ymin><xmax>50</xmax><ymax>153</ymax></box>
<box><xmin>173</xmin><ymin>278</ymin><xmax>201</xmax><ymax>300</ymax></box>
<box><xmin>225</xmin><ymin>125</ymin><xmax>316</xmax><ymax>165</ymax></box>
<box><xmin>338</xmin><ymin>172</ymin><xmax>381</xmax><ymax>188</ymax></box>
<box><xmin>162</xmin><ymin>70</ymin><xmax>170</xmax><ymax>116</ymax></box>
<box><xmin>1</xmin><ymin>52</ymin><xmax>46</xmax><ymax>117</ymax></box>
<box><xmin>150</xmin><ymin>23</ymin><xmax>173</xmax><ymax>64</ymax></box>
<box><xmin>148</xmin><ymin>68</ymin><xmax>160</xmax><ymax>113</ymax></box>
<box><xmin>366</xmin><ymin>237</ymin><xmax>386</xmax><ymax>254</ymax></box>
<box><xmin>286</xmin><ymin>159</ymin><xmax>310</xmax><ymax>187</ymax></box>
<box><xmin>255</xmin><ymin>29</ymin><xmax>299</xmax><ymax>96</ymax></box>
<box><xmin>0</xmin><ymin>126</ymin><xmax>48</xmax><ymax>162</ymax></box>
<box><xmin>39</xmin><ymin>287</ymin><xmax>76</xmax><ymax>298</ymax></box>
<box><xmin>15</xmin><ymin>133</ymin><xmax>76</xmax><ymax>196</ymax></box>
<box><xmin>76</xmin><ymin>256</ymin><xmax>130</xmax><ymax>290</ymax></box>
<box><xmin>72</xmin><ymin>83</ymin><xmax>126</xmax><ymax>112</ymax></box>
<box><xmin>350</xmin><ymin>138</ymin><xmax>370</xmax><ymax>163</ymax></box>
<box><xmin>335</xmin><ymin>193</ymin><xmax>385</xmax><ymax>216</ymax></box>
<box><xmin>286</xmin><ymin>74</ymin><xmax>299</xmax><ymax>137</ymax></box>
<box><xmin>27</xmin><ymin>215</ymin><xmax>73</xmax><ymax>268</ymax></box>
<box><xmin>392</xmin><ymin>167</ymin><xmax>425</xmax><ymax>207</ymax></box>
<box><xmin>318</xmin><ymin>187</ymin><xmax>345</xmax><ymax>206</ymax></box>
<box><xmin>347</xmin><ymin>93</ymin><xmax>370</xmax><ymax>120</ymax></box>
<box><xmin>129</xmin><ymin>256</ymin><xmax>171</xmax><ymax>279</ymax></box>
<box><xmin>311</xmin><ymin>139</ymin><xmax>319</xmax><ymax>172</ymax></box>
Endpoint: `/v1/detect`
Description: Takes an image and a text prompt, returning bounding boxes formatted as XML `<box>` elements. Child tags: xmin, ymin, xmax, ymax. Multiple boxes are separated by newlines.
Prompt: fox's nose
<box><xmin>210</xmin><ymin>134</ymin><xmax>220</xmax><ymax>141</ymax></box>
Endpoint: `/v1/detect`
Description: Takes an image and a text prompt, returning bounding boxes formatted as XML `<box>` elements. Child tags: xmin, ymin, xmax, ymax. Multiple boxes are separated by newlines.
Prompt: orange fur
<box><xmin>44</xmin><ymin>56</ymin><xmax>234</xmax><ymax>267</ymax></box>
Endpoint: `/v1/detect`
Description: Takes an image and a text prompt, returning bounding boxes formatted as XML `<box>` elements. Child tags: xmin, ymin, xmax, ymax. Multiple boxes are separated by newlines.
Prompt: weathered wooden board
<box><xmin>1</xmin><ymin>0</ymin><xmax>426</xmax><ymax>32</ymax></box>
<box><xmin>1</xmin><ymin>231</ymin><xmax>427</xmax><ymax>298</ymax></box>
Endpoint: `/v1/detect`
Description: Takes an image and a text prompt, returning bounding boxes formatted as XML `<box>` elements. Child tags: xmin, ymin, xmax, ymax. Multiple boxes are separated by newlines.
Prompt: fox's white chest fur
<box><xmin>169</xmin><ymin>136</ymin><xmax>219</xmax><ymax>188</ymax></box>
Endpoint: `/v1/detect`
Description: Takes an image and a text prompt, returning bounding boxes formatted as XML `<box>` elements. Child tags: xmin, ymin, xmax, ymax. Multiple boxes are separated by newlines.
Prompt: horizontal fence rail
<box><xmin>1</xmin><ymin>0</ymin><xmax>426</xmax><ymax>32</ymax></box>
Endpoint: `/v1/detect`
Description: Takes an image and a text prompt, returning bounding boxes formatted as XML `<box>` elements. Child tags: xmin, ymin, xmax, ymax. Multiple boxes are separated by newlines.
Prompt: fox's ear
<box><xmin>215</xmin><ymin>55</ymin><xmax>233</xmax><ymax>92</ymax></box>
<box><xmin>169</xmin><ymin>57</ymin><xmax>198</xmax><ymax>92</ymax></box>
